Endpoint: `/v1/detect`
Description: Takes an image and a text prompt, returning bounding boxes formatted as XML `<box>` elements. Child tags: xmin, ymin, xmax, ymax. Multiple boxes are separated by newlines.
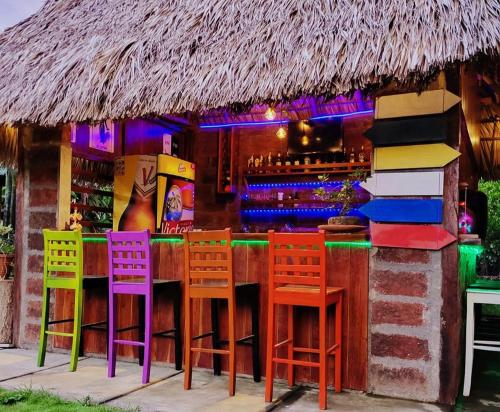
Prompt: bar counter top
<box><xmin>82</xmin><ymin>231</ymin><xmax>370</xmax><ymax>244</ymax></box>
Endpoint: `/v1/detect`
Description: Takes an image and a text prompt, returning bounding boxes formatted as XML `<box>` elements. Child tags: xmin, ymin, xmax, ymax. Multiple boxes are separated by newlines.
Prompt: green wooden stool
<box><xmin>37</xmin><ymin>229</ymin><xmax>83</xmax><ymax>372</ymax></box>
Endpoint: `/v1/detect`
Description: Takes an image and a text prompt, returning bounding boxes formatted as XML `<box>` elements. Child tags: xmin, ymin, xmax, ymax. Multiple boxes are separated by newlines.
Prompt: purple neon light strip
<box><xmin>199</xmin><ymin>109</ymin><xmax>374</xmax><ymax>129</ymax></box>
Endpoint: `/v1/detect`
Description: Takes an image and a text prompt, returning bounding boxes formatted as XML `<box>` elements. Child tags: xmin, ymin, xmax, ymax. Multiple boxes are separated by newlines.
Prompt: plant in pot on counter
<box><xmin>0</xmin><ymin>223</ymin><xmax>14</xmax><ymax>279</ymax></box>
<box><xmin>314</xmin><ymin>169</ymin><xmax>367</xmax><ymax>226</ymax></box>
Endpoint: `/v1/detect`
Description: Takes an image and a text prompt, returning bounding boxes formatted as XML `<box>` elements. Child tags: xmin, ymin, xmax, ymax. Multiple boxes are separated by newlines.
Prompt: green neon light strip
<box><xmin>458</xmin><ymin>244</ymin><xmax>484</xmax><ymax>288</ymax></box>
<box><xmin>83</xmin><ymin>237</ymin><xmax>371</xmax><ymax>248</ymax></box>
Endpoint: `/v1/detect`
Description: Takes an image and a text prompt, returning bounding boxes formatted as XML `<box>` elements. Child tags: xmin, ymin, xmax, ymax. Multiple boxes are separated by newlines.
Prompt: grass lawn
<box><xmin>0</xmin><ymin>387</ymin><xmax>133</xmax><ymax>411</ymax></box>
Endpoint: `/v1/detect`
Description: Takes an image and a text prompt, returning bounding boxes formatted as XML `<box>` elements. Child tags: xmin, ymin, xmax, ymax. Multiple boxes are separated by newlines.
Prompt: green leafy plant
<box><xmin>478</xmin><ymin>179</ymin><xmax>500</xmax><ymax>275</ymax></box>
<box><xmin>0</xmin><ymin>222</ymin><xmax>14</xmax><ymax>255</ymax></box>
<box><xmin>314</xmin><ymin>169</ymin><xmax>367</xmax><ymax>217</ymax></box>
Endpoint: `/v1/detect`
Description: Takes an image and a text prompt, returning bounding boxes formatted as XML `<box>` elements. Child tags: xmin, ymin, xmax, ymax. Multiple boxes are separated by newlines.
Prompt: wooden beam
<box><xmin>375</xmin><ymin>89</ymin><xmax>461</xmax><ymax>119</ymax></box>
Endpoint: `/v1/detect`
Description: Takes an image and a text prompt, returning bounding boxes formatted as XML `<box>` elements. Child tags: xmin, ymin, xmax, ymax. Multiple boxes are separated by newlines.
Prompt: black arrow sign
<box><xmin>364</xmin><ymin>114</ymin><xmax>448</xmax><ymax>147</ymax></box>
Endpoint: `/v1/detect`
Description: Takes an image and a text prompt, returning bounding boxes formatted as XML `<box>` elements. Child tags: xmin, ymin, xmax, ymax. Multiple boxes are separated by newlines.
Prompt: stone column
<box><xmin>14</xmin><ymin>125</ymin><xmax>69</xmax><ymax>347</ymax></box>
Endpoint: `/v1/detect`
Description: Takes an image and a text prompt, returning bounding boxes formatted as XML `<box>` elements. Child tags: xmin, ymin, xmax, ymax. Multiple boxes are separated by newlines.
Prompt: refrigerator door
<box><xmin>156</xmin><ymin>154</ymin><xmax>195</xmax><ymax>234</ymax></box>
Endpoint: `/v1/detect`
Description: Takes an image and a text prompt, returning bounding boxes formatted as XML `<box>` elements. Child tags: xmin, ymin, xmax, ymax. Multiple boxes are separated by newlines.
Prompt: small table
<box><xmin>463</xmin><ymin>287</ymin><xmax>500</xmax><ymax>396</ymax></box>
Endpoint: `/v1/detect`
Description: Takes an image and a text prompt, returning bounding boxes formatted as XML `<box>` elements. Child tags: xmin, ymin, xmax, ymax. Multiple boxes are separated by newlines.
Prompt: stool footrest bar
<box><xmin>45</xmin><ymin>331</ymin><xmax>74</xmax><ymax>337</ymax></box>
<box><xmin>48</xmin><ymin>318</ymin><xmax>74</xmax><ymax>325</ymax></box>
<box><xmin>192</xmin><ymin>331</ymin><xmax>215</xmax><ymax>341</ymax></box>
<box><xmin>116</xmin><ymin>325</ymin><xmax>139</xmax><ymax>333</ymax></box>
<box><xmin>114</xmin><ymin>339</ymin><xmax>145</xmax><ymax>347</ymax></box>
<box><xmin>293</xmin><ymin>346</ymin><xmax>320</xmax><ymax>354</ymax></box>
<box><xmin>327</xmin><ymin>343</ymin><xmax>340</xmax><ymax>354</ymax></box>
<box><xmin>273</xmin><ymin>357</ymin><xmax>319</xmax><ymax>368</ymax></box>
<box><xmin>191</xmin><ymin>347</ymin><xmax>229</xmax><ymax>355</ymax></box>
<box><xmin>274</xmin><ymin>338</ymin><xmax>292</xmax><ymax>349</ymax></box>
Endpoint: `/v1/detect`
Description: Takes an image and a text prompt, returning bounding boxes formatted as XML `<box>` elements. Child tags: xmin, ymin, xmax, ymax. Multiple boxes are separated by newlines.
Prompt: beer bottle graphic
<box><xmin>118</xmin><ymin>157</ymin><xmax>157</xmax><ymax>231</ymax></box>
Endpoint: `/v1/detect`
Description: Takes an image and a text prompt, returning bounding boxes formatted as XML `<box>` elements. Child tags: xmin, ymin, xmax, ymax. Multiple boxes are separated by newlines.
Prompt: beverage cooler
<box><xmin>113</xmin><ymin>154</ymin><xmax>195</xmax><ymax>233</ymax></box>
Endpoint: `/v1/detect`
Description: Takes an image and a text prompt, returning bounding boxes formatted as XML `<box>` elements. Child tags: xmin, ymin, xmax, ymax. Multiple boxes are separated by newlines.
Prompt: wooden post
<box><xmin>0</xmin><ymin>279</ymin><xmax>14</xmax><ymax>345</ymax></box>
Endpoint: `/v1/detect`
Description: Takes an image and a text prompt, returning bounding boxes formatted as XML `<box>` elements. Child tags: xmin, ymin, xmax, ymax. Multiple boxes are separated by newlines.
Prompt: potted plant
<box><xmin>314</xmin><ymin>169</ymin><xmax>367</xmax><ymax>227</ymax></box>
<box><xmin>0</xmin><ymin>223</ymin><xmax>14</xmax><ymax>280</ymax></box>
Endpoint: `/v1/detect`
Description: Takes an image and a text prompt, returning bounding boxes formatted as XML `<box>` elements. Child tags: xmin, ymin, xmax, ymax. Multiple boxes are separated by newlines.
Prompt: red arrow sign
<box><xmin>371</xmin><ymin>223</ymin><xmax>456</xmax><ymax>250</ymax></box>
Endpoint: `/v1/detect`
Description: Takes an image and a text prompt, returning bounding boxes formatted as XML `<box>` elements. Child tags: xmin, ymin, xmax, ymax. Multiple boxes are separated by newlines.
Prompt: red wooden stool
<box><xmin>265</xmin><ymin>230</ymin><xmax>344</xmax><ymax>410</ymax></box>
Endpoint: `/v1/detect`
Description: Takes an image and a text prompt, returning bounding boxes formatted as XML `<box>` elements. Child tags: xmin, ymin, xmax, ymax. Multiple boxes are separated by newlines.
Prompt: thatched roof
<box><xmin>0</xmin><ymin>125</ymin><xmax>18</xmax><ymax>168</ymax></box>
<box><xmin>0</xmin><ymin>0</ymin><xmax>498</xmax><ymax>126</ymax></box>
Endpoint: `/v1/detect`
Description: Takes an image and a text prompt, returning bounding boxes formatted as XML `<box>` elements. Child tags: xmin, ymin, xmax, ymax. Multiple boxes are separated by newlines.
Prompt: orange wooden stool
<box><xmin>183</xmin><ymin>229</ymin><xmax>237</xmax><ymax>396</ymax></box>
<box><xmin>265</xmin><ymin>230</ymin><xmax>344</xmax><ymax>410</ymax></box>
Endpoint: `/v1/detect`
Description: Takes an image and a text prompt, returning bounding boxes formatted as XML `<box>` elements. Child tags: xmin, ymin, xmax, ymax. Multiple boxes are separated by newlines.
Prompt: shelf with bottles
<box><xmin>217</xmin><ymin>128</ymin><xmax>237</xmax><ymax>194</ymax></box>
<box><xmin>244</xmin><ymin>148</ymin><xmax>370</xmax><ymax>177</ymax></box>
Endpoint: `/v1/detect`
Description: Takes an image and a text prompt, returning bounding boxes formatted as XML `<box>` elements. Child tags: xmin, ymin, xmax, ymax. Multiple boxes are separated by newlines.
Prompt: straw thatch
<box><xmin>0</xmin><ymin>0</ymin><xmax>498</xmax><ymax>126</ymax></box>
<box><xmin>0</xmin><ymin>125</ymin><xmax>18</xmax><ymax>168</ymax></box>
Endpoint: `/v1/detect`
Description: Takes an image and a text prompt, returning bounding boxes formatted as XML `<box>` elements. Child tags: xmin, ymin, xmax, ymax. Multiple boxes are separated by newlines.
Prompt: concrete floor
<box><xmin>0</xmin><ymin>348</ymin><xmax>489</xmax><ymax>411</ymax></box>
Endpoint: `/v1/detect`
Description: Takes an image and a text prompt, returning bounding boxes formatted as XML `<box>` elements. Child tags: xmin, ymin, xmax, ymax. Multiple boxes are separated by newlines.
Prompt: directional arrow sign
<box><xmin>375</xmin><ymin>89</ymin><xmax>461</xmax><ymax>119</ymax></box>
<box><xmin>374</xmin><ymin>143</ymin><xmax>460</xmax><ymax>171</ymax></box>
<box><xmin>361</xmin><ymin>170</ymin><xmax>444</xmax><ymax>196</ymax></box>
<box><xmin>371</xmin><ymin>223</ymin><xmax>456</xmax><ymax>250</ymax></box>
<box><xmin>365</xmin><ymin>114</ymin><xmax>447</xmax><ymax>146</ymax></box>
<box><xmin>359</xmin><ymin>199</ymin><xmax>443</xmax><ymax>223</ymax></box>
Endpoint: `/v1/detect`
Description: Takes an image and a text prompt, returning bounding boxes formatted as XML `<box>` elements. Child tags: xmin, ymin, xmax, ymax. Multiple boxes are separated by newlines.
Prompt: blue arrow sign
<box><xmin>359</xmin><ymin>199</ymin><xmax>443</xmax><ymax>223</ymax></box>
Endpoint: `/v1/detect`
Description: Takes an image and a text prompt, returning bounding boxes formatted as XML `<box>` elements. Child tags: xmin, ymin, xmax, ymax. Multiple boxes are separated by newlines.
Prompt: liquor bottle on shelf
<box><xmin>118</xmin><ymin>157</ymin><xmax>157</xmax><ymax>232</ymax></box>
<box><xmin>304</xmin><ymin>155</ymin><xmax>311</xmax><ymax>165</ymax></box>
<box><xmin>349</xmin><ymin>147</ymin><xmax>355</xmax><ymax>163</ymax></box>
<box><xmin>248</xmin><ymin>154</ymin><xmax>254</xmax><ymax>169</ymax></box>
<box><xmin>358</xmin><ymin>145</ymin><xmax>365</xmax><ymax>163</ymax></box>
<box><xmin>267</xmin><ymin>152</ymin><xmax>273</xmax><ymax>166</ymax></box>
<box><xmin>343</xmin><ymin>147</ymin><xmax>347</xmax><ymax>162</ymax></box>
<box><xmin>254</xmin><ymin>154</ymin><xmax>260</xmax><ymax>168</ymax></box>
<box><xmin>276</xmin><ymin>152</ymin><xmax>282</xmax><ymax>166</ymax></box>
<box><xmin>284</xmin><ymin>152</ymin><xmax>292</xmax><ymax>166</ymax></box>
<box><xmin>259</xmin><ymin>154</ymin><xmax>264</xmax><ymax>173</ymax></box>
<box><xmin>293</xmin><ymin>155</ymin><xmax>300</xmax><ymax>166</ymax></box>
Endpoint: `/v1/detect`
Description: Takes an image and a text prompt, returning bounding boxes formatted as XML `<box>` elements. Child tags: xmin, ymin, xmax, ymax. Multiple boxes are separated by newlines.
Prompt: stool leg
<box><xmin>79</xmin><ymin>289</ymin><xmax>86</xmax><ymax>357</ymax></box>
<box><xmin>211</xmin><ymin>298</ymin><xmax>222</xmax><ymax>376</ymax></box>
<box><xmin>287</xmin><ymin>305</ymin><xmax>295</xmax><ymax>387</ymax></box>
<box><xmin>142</xmin><ymin>293</ymin><xmax>152</xmax><ymax>384</ymax></box>
<box><xmin>105</xmin><ymin>288</ymin><xmax>110</xmax><ymax>361</ymax></box>
<box><xmin>251</xmin><ymin>291</ymin><xmax>261</xmax><ymax>382</ymax></box>
<box><xmin>319</xmin><ymin>304</ymin><xmax>327</xmax><ymax>410</ymax></box>
<box><xmin>265</xmin><ymin>302</ymin><xmax>276</xmax><ymax>402</ymax></box>
<box><xmin>184</xmin><ymin>295</ymin><xmax>193</xmax><ymax>390</ymax></box>
<box><xmin>37</xmin><ymin>286</ymin><xmax>50</xmax><ymax>367</ymax></box>
<box><xmin>228</xmin><ymin>294</ymin><xmax>236</xmax><ymax>396</ymax></box>
<box><xmin>70</xmin><ymin>285</ymin><xmax>83</xmax><ymax>372</ymax></box>
<box><xmin>335</xmin><ymin>296</ymin><xmax>342</xmax><ymax>393</ymax></box>
<box><xmin>108</xmin><ymin>290</ymin><xmax>117</xmax><ymax>378</ymax></box>
<box><xmin>173</xmin><ymin>289</ymin><xmax>182</xmax><ymax>371</ymax></box>
<box><xmin>138</xmin><ymin>295</ymin><xmax>145</xmax><ymax>366</ymax></box>
<box><xmin>463</xmin><ymin>297</ymin><xmax>475</xmax><ymax>396</ymax></box>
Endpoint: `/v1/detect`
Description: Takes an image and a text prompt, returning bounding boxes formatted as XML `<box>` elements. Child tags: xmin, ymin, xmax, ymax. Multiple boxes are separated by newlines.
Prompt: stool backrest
<box><xmin>183</xmin><ymin>229</ymin><xmax>233</xmax><ymax>286</ymax></box>
<box><xmin>106</xmin><ymin>230</ymin><xmax>152</xmax><ymax>286</ymax></box>
<box><xmin>43</xmin><ymin>229</ymin><xmax>83</xmax><ymax>280</ymax></box>
<box><xmin>268</xmin><ymin>230</ymin><xmax>326</xmax><ymax>292</ymax></box>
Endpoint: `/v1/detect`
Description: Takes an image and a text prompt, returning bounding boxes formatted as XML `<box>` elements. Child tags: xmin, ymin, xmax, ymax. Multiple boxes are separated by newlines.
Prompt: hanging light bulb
<box><xmin>265</xmin><ymin>106</ymin><xmax>276</xmax><ymax>120</ymax></box>
<box><xmin>276</xmin><ymin>126</ymin><xmax>287</xmax><ymax>140</ymax></box>
<box><xmin>301</xmin><ymin>135</ymin><xmax>310</xmax><ymax>146</ymax></box>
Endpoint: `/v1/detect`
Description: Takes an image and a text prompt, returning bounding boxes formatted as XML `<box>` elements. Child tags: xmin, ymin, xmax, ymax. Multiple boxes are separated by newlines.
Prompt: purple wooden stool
<box><xmin>107</xmin><ymin>230</ymin><xmax>152</xmax><ymax>384</ymax></box>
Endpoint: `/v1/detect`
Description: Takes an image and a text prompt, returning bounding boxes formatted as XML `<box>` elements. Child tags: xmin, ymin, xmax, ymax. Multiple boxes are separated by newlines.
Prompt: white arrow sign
<box><xmin>361</xmin><ymin>170</ymin><xmax>444</xmax><ymax>196</ymax></box>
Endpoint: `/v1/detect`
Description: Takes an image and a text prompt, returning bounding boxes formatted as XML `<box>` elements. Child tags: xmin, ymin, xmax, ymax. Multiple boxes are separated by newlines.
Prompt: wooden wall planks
<box><xmin>54</xmin><ymin>240</ymin><xmax>369</xmax><ymax>391</ymax></box>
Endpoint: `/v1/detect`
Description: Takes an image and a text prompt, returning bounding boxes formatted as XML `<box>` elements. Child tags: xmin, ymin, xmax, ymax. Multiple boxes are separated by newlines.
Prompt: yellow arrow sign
<box><xmin>374</xmin><ymin>143</ymin><xmax>460</xmax><ymax>171</ymax></box>
<box><xmin>375</xmin><ymin>89</ymin><xmax>461</xmax><ymax>119</ymax></box>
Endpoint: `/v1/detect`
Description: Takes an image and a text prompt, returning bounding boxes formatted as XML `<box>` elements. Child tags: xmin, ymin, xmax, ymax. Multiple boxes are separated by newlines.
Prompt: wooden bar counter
<box><xmin>54</xmin><ymin>233</ymin><xmax>369</xmax><ymax>391</ymax></box>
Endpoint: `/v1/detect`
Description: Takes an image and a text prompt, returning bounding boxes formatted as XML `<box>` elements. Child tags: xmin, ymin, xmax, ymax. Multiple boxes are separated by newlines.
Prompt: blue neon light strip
<box><xmin>199</xmin><ymin>110</ymin><xmax>374</xmax><ymax>129</ymax></box>
<box><xmin>309</xmin><ymin>109</ymin><xmax>374</xmax><ymax>121</ymax></box>
<box><xmin>247</xmin><ymin>181</ymin><xmax>361</xmax><ymax>190</ymax></box>
<box><xmin>241</xmin><ymin>208</ymin><xmax>356</xmax><ymax>215</ymax></box>
<box><xmin>200</xmin><ymin>120</ymin><xmax>286</xmax><ymax>129</ymax></box>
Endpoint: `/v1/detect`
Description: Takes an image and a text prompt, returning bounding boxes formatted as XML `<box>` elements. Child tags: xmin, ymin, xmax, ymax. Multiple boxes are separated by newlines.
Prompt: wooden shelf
<box><xmin>243</xmin><ymin>161</ymin><xmax>370</xmax><ymax>177</ymax></box>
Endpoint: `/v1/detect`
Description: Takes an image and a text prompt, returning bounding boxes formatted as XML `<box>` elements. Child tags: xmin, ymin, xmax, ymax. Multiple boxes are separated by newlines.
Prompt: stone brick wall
<box><xmin>368</xmin><ymin>247</ymin><xmax>443</xmax><ymax>402</ymax></box>
<box><xmin>16</xmin><ymin>127</ymin><xmax>62</xmax><ymax>347</ymax></box>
